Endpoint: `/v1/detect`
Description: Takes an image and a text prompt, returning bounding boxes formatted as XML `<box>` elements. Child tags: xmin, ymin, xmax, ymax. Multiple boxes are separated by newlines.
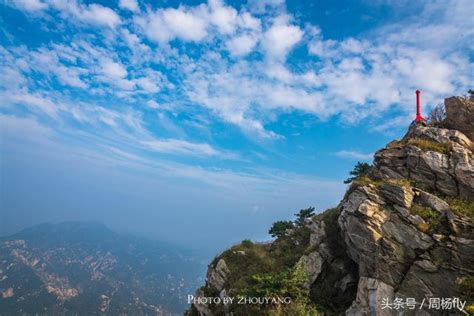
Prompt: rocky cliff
<box><xmin>187</xmin><ymin>96</ymin><xmax>474</xmax><ymax>316</ymax></box>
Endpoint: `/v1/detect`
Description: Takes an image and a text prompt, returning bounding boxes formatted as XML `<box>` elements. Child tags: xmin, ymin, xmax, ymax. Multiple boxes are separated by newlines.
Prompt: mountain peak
<box><xmin>188</xmin><ymin>95</ymin><xmax>474</xmax><ymax>315</ymax></box>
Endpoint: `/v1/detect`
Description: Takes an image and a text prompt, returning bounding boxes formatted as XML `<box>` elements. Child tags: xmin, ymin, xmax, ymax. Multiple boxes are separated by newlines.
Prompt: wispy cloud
<box><xmin>3</xmin><ymin>0</ymin><xmax>472</xmax><ymax>138</ymax></box>
<box><xmin>142</xmin><ymin>139</ymin><xmax>221</xmax><ymax>157</ymax></box>
<box><xmin>335</xmin><ymin>150</ymin><xmax>373</xmax><ymax>161</ymax></box>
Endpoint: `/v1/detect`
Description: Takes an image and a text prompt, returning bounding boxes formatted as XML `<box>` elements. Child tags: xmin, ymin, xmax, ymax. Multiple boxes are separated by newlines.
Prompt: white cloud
<box><xmin>101</xmin><ymin>60</ymin><xmax>127</xmax><ymax>79</ymax></box>
<box><xmin>209</xmin><ymin>0</ymin><xmax>238</xmax><ymax>34</ymax></box>
<box><xmin>237</xmin><ymin>12</ymin><xmax>261</xmax><ymax>31</ymax></box>
<box><xmin>10</xmin><ymin>0</ymin><xmax>48</xmax><ymax>11</ymax></box>
<box><xmin>82</xmin><ymin>4</ymin><xmax>121</xmax><ymax>28</ymax></box>
<box><xmin>136</xmin><ymin>77</ymin><xmax>159</xmax><ymax>93</ymax></box>
<box><xmin>48</xmin><ymin>1</ymin><xmax>121</xmax><ymax>28</ymax></box>
<box><xmin>335</xmin><ymin>150</ymin><xmax>374</xmax><ymax>161</ymax></box>
<box><xmin>137</xmin><ymin>5</ymin><xmax>208</xmax><ymax>44</ymax></box>
<box><xmin>162</xmin><ymin>7</ymin><xmax>208</xmax><ymax>41</ymax></box>
<box><xmin>0</xmin><ymin>91</ymin><xmax>62</xmax><ymax>119</ymax></box>
<box><xmin>146</xmin><ymin>100</ymin><xmax>159</xmax><ymax>109</ymax></box>
<box><xmin>142</xmin><ymin>139</ymin><xmax>221</xmax><ymax>156</ymax></box>
<box><xmin>119</xmin><ymin>0</ymin><xmax>139</xmax><ymax>12</ymax></box>
<box><xmin>263</xmin><ymin>16</ymin><xmax>303</xmax><ymax>61</ymax></box>
<box><xmin>226</xmin><ymin>34</ymin><xmax>258</xmax><ymax>57</ymax></box>
<box><xmin>2</xmin><ymin>0</ymin><xmax>472</xmax><ymax>139</ymax></box>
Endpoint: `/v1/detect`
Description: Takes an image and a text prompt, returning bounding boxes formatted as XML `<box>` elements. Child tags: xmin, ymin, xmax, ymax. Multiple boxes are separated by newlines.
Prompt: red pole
<box><xmin>416</xmin><ymin>90</ymin><xmax>421</xmax><ymax>116</ymax></box>
<box><xmin>415</xmin><ymin>89</ymin><xmax>426</xmax><ymax>122</ymax></box>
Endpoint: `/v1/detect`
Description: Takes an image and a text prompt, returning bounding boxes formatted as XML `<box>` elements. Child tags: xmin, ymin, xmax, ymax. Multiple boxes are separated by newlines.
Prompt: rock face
<box><xmin>444</xmin><ymin>96</ymin><xmax>474</xmax><ymax>141</ymax></box>
<box><xmin>372</xmin><ymin>123</ymin><xmax>473</xmax><ymax>200</ymax></box>
<box><xmin>207</xmin><ymin>259</ymin><xmax>230</xmax><ymax>292</ymax></box>
<box><xmin>189</xmin><ymin>96</ymin><xmax>473</xmax><ymax>315</ymax></box>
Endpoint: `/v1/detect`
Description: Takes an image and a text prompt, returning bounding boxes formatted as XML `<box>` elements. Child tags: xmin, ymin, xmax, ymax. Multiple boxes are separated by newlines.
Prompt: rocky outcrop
<box><xmin>372</xmin><ymin>123</ymin><xmax>473</xmax><ymax>200</ymax></box>
<box><xmin>444</xmin><ymin>96</ymin><xmax>474</xmax><ymax>141</ymax></box>
<box><xmin>189</xmin><ymin>96</ymin><xmax>473</xmax><ymax>315</ymax></box>
<box><xmin>207</xmin><ymin>259</ymin><xmax>230</xmax><ymax>292</ymax></box>
<box><xmin>338</xmin><ymin>99</ymin><xmax>474</xmax><ymax>315</ymax></box>
<box><xmin>297</xmin><ymin>251</ymin><xmax>323</xmax><ymax>288</ymax></box>
<box><xmin>345</xmin><ymin>277</ymin><xmax>394</xmax><ymax>316</ymax></box>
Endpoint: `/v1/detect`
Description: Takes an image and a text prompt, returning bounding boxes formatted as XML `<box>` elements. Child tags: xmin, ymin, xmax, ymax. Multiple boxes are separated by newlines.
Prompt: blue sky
<box><xmin>0</xmin><ymin>0</ymin><xmax>473</xmax><ymax>254</ymax></box>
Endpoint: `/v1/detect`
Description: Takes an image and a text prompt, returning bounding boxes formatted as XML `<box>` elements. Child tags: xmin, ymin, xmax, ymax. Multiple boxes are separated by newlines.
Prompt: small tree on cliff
<box><xmin>269</xmin><ymin>220</ymin><xmax>294</xmax><ymax>238</ymax></box>
<box><xmin>294</xmin><ymin>207</ymin><xmax>315</xmax><ymax>226</ymax></box>
<box><xmin>344</xmin><ymin>162</ymin><xmax>371</xmax><ymax>184</ymax></box>
<box><xmin>427</xmin><ymin>103</ymin><xmax>446</xmax><ymax>126</ymax></box>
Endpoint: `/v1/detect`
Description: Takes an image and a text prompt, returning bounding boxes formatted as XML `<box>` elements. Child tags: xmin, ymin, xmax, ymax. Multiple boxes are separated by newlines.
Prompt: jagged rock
<box><xmin>407</xmin><ymin>147</ymin><xmax>459</xmax><ymax>197</ymax></box>
<box><xmin>414</xmin><ymin>190</ymin><xmax>451</xmax><ymax>213</ymax></box>
<box><xmin>345</xmin><ymin>277</ymin><xmax>394</xmax><ymax>316</ymax></box>
<box><xmin>191</xmin><ymin>288</ymin><xmax>214</xmax><ymax>316</ymax></box>
<box><xmin>392</xmin><ymin>205</ymin><xmax>426</xmax><ymax>227</ymax></box>
<box><xmin>308</xmin><ymin>219</ymin><xmax>326</xmax><ymax>247</ymax></box>
<box><xmin>444</xmin><ymin>96</ymin><xmax>474</xmax><ymax>141</ymax></box>
<box><xmin>380</xmin><ymin>184</ymin><xmax>414</xmax><ymax>208</ymax></box>
<box><xmin>298</xmin><ymin>251</ymin><xmax>323</xmax><ymax>288</ymax></box>
<box><xmin>207</xmin><ymin>259</ymin><xmax>230</xmax><ymax>292</ymax></box>
<box><xmin>359</xmin><ymin>184</ymin><xmax>386</xmax><ymax>205</ymax></box>
<box><xmin>414</xmin><ymin>259</ymin><xmax>437</xmax><ymax>272</ymax></box>
<box><xmin>404</xmin><ymin>123</ymin><xmax>472</xmax><ymax>148</ymax></box>
<box><xmin>374</xmin><ymin>123</ymin><xmax>474</xmax><ymax>200</ymax></box>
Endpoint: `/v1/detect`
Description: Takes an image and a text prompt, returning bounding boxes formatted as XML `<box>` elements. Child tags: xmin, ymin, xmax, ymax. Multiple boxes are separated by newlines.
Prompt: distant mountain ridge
<box><xmin>0</xmin><ymin>221</ymin><xmax>205</xmax><ymax>315</ymax></box>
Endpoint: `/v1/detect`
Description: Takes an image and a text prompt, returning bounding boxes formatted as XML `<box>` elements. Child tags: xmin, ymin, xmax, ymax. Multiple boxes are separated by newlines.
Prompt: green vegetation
<box><xmin>388</xmin><ymin>137</ymin><xmax>452</xmax><ymax>154</ymax></box>
<box><xmin>240</xmin><ymin>264</ymin><xmax>321</xmax><ymax>315</ymax></box>
<box><xmin>353</xmin><ymin>176</ymin><xmax>382</xmax><ymax>187</ymax></box>
<box><xmin>406</xmin><ymin>138</ymin><xmax>452</xmax><ymax>154</ymax></box>
<box><xmin>353</xmin><ymin>176</ymin><xmax>412</xmax><ymax>189</ymax></box>
<box><xmin>456</xmin><ymin>277</ymin><xmax>474</xmax><ymax>314</ymax></box>
<box><xmin>269</xmin><ymin>221</ymin><xmax>294</xmax><ymax>238</ymax></box>
<box><xmin>344</xmin><ymin>162</ymin><xmax>372</xmax><ymax>184</ymax></box>
<box><xmin>410</xmin><ymin>203</ymin><xmax>449</xmax><ymax>234</ymax></box>
<box><xmin>205</xmin><ymin>207</ymin><xmax>358</xmax><ymax>315</ymax></box>
<box><xmin>295</xmin><ymin>207</ymin><xmax>316</xmax><ymax>226</ymax></box>
<box><xmin>445</xmin><ymin>197</ymin><xmax>474</xmax><ymax>223</ymax></box>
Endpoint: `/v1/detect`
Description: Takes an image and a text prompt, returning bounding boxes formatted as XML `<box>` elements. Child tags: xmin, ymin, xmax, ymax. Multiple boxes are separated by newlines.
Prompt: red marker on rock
<box><xmin>415</xmin><ymin>89</ymin><xmax>426</xmax><ymax>123</ymax></box>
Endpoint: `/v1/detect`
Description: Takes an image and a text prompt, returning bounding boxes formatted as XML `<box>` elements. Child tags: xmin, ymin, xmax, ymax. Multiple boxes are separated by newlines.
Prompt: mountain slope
<box><xmin>188</xmin><ymin>96</ymin><xmax>474</xmax><ymax>316</ymax></box>
<box><xmin>0</xmin><ymin>222</ymin><xmax>205</xmax><ymax>315</ymax></box>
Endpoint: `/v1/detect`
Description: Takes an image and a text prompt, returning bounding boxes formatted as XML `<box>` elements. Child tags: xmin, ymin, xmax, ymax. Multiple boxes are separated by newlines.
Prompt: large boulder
<box><xmin>345</xmin><ymin>277</ymin><xmax>394</xmax><ymax>316</ymax></box>
<box><xmin>380</xmin><ymin>184</ymin><xmax>414</xmax><ymax>208</ymax></box>
<box><xmin>373</xmin><ymin>123</ymin><xmax>474</xmax><ymax>200</ymax></box>
<box><xmin>297</xmin><ymin>251</ymin><xmax>323</xmax><ymax>288</ymax></box>
<box><xmin>444</xmin><ymin>96</ymin><xmax>474</xmax><ymax>141</ymax></box>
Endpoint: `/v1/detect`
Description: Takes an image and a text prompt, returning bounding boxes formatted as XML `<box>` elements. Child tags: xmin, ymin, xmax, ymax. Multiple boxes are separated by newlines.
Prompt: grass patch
<box><xmin>410</xmin><ymin>203</ymin><xmax>449</xmax><ymax>234</ymax></box>
<box><xmin>456</xmin><ymin>277</ymin><xmax>474</xmax><ymax>313</ymax></box>
<box><xmin>353</xmin><ymin>176</ymin><xmax>383</xmax><ymax>187</ymax></box>
<box><xmin>388</xmin><ymin>138</ymin><xmax>451</xmax><ymax>154</ymax></box>
<box><xmin>386</xmin><ymin>140</ymin><xmax>403</xmax><ymax>148</ymax></box>
<box><xmin>206</xmin><ymin>228</ymin><xmax>322</xmax><ymax>315</ymax></box>
<box><xmin>354</xmin><ymin>176</ymin><xmax>412</xmax><ymax>188</ymax></box>
<box><xmin>211</xmin><ymin>225</ymin><xmax>312</xmax><ymax>293</ymax></box>
<box><xmin>445</xmin><ymin>197</ymin><xmax>474</xmax><ymax>223</ymax></box>
<box><xmin>406</xmin><ymin>138</ymin><xmax>452</xmax><ymax>154</ymax></box>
